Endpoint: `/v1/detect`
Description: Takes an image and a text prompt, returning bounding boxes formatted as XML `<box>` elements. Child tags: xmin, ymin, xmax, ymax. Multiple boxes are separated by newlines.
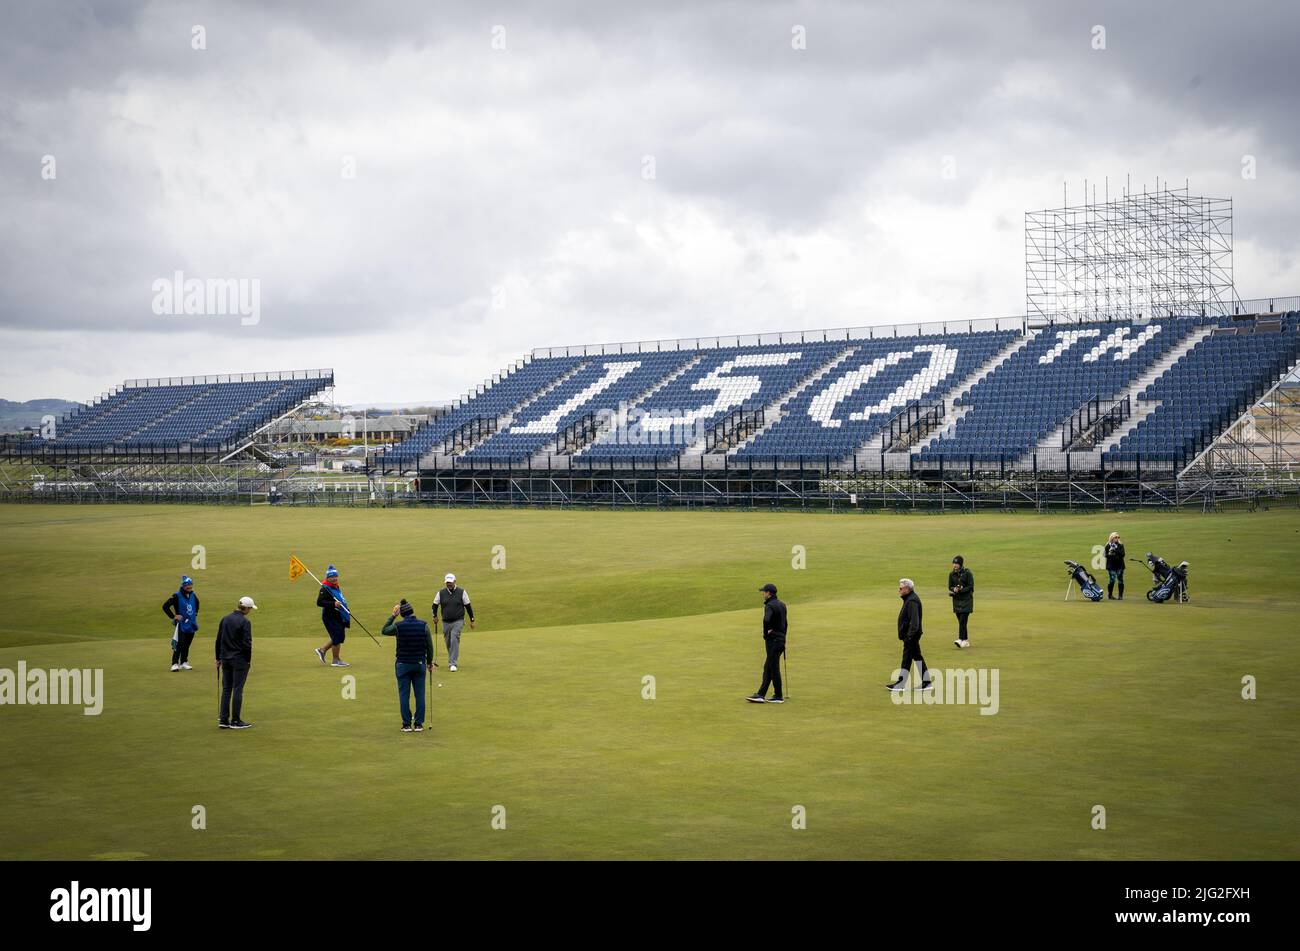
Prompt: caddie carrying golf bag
<box><xmin>1064</xmin><ymin>560</ymin><xmax>1104</xmax><ymax>601</ymax></box>
<box><xmin>1145</xmin><ymin>552</ymin><xmax>1190</xmax><ymax>603</ymax></box>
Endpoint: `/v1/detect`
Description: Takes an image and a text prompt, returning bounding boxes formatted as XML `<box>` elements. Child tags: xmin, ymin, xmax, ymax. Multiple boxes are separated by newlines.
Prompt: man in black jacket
<box><xmin>887</xmin><ymin>579</ymin><xmax>932</xmax><ymax>692</ymax></box>
<box><xmin>747</xmin><ymin>583</ymin><xmax>787</xmax><ymax>704</ymax></box>
<box><xmin>382</xmin><ymin>599</ymin><xmax>436</xmax><ymax>732</ymax></box>
<box><xmin>216</xmin><ymin>596</ymin><xmax>256</xmax><ymax>729</ymax></box>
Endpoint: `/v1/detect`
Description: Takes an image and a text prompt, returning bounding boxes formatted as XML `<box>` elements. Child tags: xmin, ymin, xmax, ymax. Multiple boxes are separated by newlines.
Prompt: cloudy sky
<box><xmin>2</xmin><ymin>0</ymin><xmax>1298</xmax><ymax>405</ymax></box>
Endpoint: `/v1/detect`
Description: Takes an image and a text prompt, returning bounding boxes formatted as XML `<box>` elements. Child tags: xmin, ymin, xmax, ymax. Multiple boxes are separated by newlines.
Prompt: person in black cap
<box><xmin>747</xmin><ymin>583</ymin><xmax>787</xmax><ymax>704</ymax></box>
<box><xmin>948</xmin><ymin>555</ymin><xmax>974</xmax><ymax>648</ymax></box>
<box><xmin>163</xmin><ymin>574</ymin><xmax>200</xmax><ymax>671</ymax></box>
<box><xmin>382</xmin><ymin>599</ymin><xmax>435</xmax><ymax>733</ymax></box>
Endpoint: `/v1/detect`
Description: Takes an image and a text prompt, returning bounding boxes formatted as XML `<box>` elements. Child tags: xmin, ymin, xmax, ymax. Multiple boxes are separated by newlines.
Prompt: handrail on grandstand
<box><xmin>529</xmin><ymin>295</ymin><xmax>1300</xmax><ymax>360</ymax></box>
<box><xmin>532</xmin><ymin>316</ymin><xmax>1028</xmax><ymax>359</ymax></box>
<box><xmin>121</xmin><ymin>368</ymin><xmax>334</xmax><ymax>388</ymax></box>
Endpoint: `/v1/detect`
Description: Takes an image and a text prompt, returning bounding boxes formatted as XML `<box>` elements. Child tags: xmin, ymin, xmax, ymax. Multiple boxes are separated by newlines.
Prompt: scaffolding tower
<box><xmin>1026</xmin><ymin>181</ymin><xmax>1234</xmax><ymax>324</ymax></box>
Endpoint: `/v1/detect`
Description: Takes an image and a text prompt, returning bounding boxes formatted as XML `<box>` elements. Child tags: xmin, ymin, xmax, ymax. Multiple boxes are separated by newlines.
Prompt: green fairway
<box><xmin>1</xmin><ymin>502</ymin><xmax>1297</xmax><ymax>859</ymax></box>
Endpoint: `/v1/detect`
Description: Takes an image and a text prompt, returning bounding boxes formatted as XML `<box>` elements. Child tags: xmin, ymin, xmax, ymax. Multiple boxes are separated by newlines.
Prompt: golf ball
<box><xmin>438</xmin><ymin>683</ymin><xmax>443</xmax><ymax>687</ymax></box>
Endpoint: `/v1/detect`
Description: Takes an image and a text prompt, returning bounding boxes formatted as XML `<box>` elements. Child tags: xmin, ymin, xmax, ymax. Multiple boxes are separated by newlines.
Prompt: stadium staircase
<box><xmin>56</xmin><ymin>388</ymin><xmax>149</xmax><ymax>441</ymax></box>
<box><xmin>57</xmin><ymin>387</ymin><xmax>146</xmax><ymax>439</ymax></box>
<box><xmin>418</xmin><ymin>359</ymin><xmax>591</xmax><ymax>466</ymax></box>
<box><xmin>1033</xmin><ymin>323</ymin><xmax>1215</xmax><ymax>469</ymax></box>
<box><xmin>889</xmin><ymin>330</ymin><xmax>1038</xmax><ymax>467</ymax></box>
<box><xmin>196</xmin><ymin>381</ymin><xmax>305</xmax><ymax>444</ymax></box>
<box><xmin>678</xmin><ymin>346</ymin><xmax>857</xmax><ymax>464</ymax></box>
<box><xmin>726</xmin><ymin>345</ymin><xmax>860</xmax><ymax>460</ymax></box>
<box><xmin>123</xmin><ymin>385</ymin><xmax>220</xmax><ymax>442</ymax></box>
<box><xmin>536</xmin><ymin>353</ymin><xmax>704</xmax><ymax>465</ymax></box>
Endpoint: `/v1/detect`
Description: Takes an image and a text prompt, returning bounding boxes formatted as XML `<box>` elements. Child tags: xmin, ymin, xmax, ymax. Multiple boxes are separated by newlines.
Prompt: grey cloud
<box><xmin>2</xmin><ymin>0</ymin><xmax>1299</xmax><ymax>403</ymax></box>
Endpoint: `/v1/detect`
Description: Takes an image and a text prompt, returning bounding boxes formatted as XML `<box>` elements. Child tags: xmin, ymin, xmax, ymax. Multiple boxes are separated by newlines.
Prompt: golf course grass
<box><xmin>1</xmin><ymin>502</ymin><xmax>1297</xmax><ymax>860</ymax></box>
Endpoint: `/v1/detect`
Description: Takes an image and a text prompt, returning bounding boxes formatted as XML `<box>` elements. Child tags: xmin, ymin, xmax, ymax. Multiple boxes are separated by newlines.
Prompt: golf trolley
<box><xmin>1145</xmin><ymin>552</ymin><xmax>1190</xmax><ymax>603</ymax></box>
<box><xmin>1064</xmin><ymin>560</ymin><xmax>1105</xmax><ymax>602</ymax></box>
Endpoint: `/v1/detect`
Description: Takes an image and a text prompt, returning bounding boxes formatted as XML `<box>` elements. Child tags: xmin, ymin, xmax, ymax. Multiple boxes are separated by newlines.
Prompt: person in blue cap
<box><xmin>314</xmin><ymin>564</ymin><xmax>351</xmax><ymax>667</ymax></box>
<box><xmin>163</xmin><ymin>575</ymin><xmax>201</xmax><ymax>671</ymax></box>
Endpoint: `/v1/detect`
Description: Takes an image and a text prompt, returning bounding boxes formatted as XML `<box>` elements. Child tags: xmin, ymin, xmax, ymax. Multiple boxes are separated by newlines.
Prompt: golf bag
<box><xmin>1064</xmin><ymin>560</ymin><xmax>1104</xmax><ymax>601</ymax></box>
<box><xmin>1145</xmin><ymin>552</ymin><xmax>1189</xmax><ymax>603</ymax></box>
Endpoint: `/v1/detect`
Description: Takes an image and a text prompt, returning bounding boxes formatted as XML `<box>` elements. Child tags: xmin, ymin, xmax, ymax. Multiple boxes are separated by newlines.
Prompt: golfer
<box><xmin>314</xmin><ymin>564</ymin><xmax>351</xmax><ymax>667</ymax></box>
<box><xmin>1104</xmin><ymin>532</ymin><xmax>1126</xmax><ymax>600</ymax></box>
<box><xmin>216</xmin><ymin>596</ymin><xmax>256</xmax><ymax>729</ymax></box>
<box><xmin>432</xmin><ymin>573</ymin><xmax>475</xmax><ymax>672</ymax></box>
<box><xmin>887</xmin><ymin>579</ymin><xmax>932</xmax><ymax>692</ymax></box>
<box><xmin>948</xmin><ymin>555</ymin><xmax>974</xmax><ymax>648</ymax></box>
<box><xmin>746</xmin><ymin>582</ymin><xmax>786</xmax><ymax>703</ymax></box>
<box><xmin>382</xmin><ymin>599</ymin><xmax>435</xmax><ymax>733</ymax></box>
<box><xmin>163</xmin><ymin>574</ymin><xmax>200</xmax><ymax>671</ymax></box>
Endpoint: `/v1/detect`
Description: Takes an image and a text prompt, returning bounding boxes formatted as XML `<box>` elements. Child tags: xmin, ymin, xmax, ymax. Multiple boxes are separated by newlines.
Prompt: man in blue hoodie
<box><xmin>163</xmin><ymin>575</ymin><xmax>200</xmax><ymax>671</ymax></box>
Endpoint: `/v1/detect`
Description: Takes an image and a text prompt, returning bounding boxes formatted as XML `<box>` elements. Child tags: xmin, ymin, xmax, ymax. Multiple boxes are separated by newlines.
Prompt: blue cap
<box><xmin>325</xmin><ymin>565</ymin><xmax>338</xmax><ymax>578</ymax></box>
<box><xmin>181</xmin><ymin>575</ymin><xmax>194</xmax><ymax>587</ymax></box>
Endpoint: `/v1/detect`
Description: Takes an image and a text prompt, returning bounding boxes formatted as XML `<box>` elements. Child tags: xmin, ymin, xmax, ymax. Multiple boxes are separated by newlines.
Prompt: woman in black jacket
<box><xmin>1104</xmin><ymin>532</ymin><xmax>1126</xmax><ymax>600</ymax></box>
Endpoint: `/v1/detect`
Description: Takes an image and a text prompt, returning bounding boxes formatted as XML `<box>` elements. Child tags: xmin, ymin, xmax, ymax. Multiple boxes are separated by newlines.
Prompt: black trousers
<box><xmin>172</xmin><ymin>629</ymin><xmax>196</xmax><ymax>665</ymax></box>
<box><xmin>219</xmin><ymin>662</ymin><xmax>250</xmax><ymax>723</ymax></box>
<box><xmin>759</xmin><ymin>636</ymin><xmax>785</xmax><ymax>698</ymax></box>
<box><xmin>955</xmin><ymin>612</ymin><xmax>970</xmax><ymax>641</ymax></box>
<box><xmin>898</xmin><ymin>636</ymin><xmax>929</xmax><ymax>686</ymax></box>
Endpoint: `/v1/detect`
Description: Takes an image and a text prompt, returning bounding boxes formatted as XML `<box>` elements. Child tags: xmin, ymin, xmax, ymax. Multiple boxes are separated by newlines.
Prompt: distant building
<box><xmin>265</xmin><ymin>414</ymin><xmax>425</xmax><ymax>444</ymax></box>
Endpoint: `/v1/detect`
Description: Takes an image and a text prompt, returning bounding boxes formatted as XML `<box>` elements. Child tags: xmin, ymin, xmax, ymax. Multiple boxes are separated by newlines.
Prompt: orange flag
<box><xmin>289</xmin><ymin>555</ymin><xmax>309</xmax><ymax>581</ymax></box>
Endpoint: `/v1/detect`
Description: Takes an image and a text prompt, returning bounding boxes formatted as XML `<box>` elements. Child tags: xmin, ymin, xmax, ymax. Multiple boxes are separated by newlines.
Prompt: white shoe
<box><xmin>960</xmin><ymin>640</ymin><xmax>970</xmax><ymax>648</ymax></box>
<box><xmin>180</xmin><ymin>662</ymin><xmax>193</xmax><ymax>670</ymax></box>
<box><xmin>170</xmin><ymin>664</ymin><xmax>179</xmax><ymax>671</ymax></box>
<box><xmin>953</xmin><ymin>639</ymin><xmax>962</xmax><ymax>648</ymax></box>
<box><xmin>449</xmin><ymin>664</ymin><xmax>457</xmax><ymax>672</ymax></box>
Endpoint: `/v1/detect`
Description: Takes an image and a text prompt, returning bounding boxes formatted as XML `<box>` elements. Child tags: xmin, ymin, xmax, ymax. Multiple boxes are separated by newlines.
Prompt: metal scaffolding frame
<box><xmin>1026</xmin><ymin>181</ymin><xmax>1234</xmax><ymax>324</ymax></box>
<box><xmin>1182</xmin><ymin>378</ymin><xmax>1300</xmax><ymax>483</ymax></box>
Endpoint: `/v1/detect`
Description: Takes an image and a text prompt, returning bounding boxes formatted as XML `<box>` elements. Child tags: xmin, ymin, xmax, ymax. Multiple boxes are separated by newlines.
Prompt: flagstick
<box><xmin>292</xmin><ymin>556</ymin><xmax>381</xmax><ymax>645</ymax></box>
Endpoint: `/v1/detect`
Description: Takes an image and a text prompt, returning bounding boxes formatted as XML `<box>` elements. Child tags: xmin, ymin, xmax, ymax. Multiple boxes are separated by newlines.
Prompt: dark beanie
<box><xmin>952</xmin><ymin>555</ymin><xmax>964</xmax><ymax>565</ymax></box>
<box><xmin>399</xmin><ymin>599</ymin><xmax>414</xmax><ymax>617</ymax></box>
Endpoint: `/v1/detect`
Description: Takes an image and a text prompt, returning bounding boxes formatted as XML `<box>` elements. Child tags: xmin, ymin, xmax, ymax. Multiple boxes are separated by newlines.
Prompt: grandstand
<box><xmin>374</xmin><ymin>313</ymin><xmax>1300</xmax><ymax>482</ymax></box>
<box><xmin>5</xmin><ymin>312</ymin><xmax>1297</xmax><ymax>509</ymax></box>
<box><xmin>8</xmin><ymin>369</ymin><xmax>333</xmax><ymax>459</ymax></box>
